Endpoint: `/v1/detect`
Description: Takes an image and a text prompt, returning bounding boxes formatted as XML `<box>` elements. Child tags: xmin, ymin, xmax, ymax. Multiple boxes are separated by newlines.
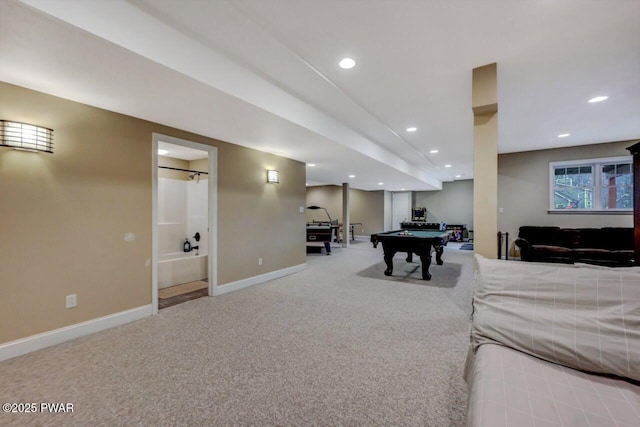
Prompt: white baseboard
<box><xmin>0</xmin><ymin>305</ymin><xmax>153</xmax><ymax>362</ymax></box>
<box><xmin>213</xmin><ymin>263</ymin><xmax>306</xmax><ymax>296</ymax></box>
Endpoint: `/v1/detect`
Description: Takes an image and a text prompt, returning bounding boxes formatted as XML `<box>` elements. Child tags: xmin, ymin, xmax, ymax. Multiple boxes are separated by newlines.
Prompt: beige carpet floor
<box><xmin>0</xmin><ymin>242</ymin><xmax>473</xmax><ymax>426</ymax></box>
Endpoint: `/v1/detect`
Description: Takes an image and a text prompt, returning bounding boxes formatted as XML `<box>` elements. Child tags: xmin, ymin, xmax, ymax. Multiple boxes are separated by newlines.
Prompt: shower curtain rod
<box><xmin>158</xmin><ymin>166</ymin><xmax>209</xmax><ymax>174</ymax></box>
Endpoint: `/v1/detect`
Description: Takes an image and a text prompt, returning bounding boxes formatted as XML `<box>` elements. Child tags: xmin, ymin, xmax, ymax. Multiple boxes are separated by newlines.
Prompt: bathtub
<box><xmin>158</xmin><ymin>252</ymin><xmax>208</xmax><ymax>289</ymax></box>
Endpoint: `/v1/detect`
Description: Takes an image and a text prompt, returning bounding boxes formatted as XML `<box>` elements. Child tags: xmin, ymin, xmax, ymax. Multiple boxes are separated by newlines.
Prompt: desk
<box><xmin>370</xmin><ymin>230</ymin><xmax>450</xmax><ymax>280</ymax></box>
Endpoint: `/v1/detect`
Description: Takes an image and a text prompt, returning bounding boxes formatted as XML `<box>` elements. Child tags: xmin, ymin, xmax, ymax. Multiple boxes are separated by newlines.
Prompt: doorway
<box><xmin>152</xmin><ymin>134</ymin><xmax>218</xmax><ymax>313</ymax></box>
<box><xmin>392</xmin><ymin>191</ymin><xmax>411</xmax><ymax>230</ymax></box>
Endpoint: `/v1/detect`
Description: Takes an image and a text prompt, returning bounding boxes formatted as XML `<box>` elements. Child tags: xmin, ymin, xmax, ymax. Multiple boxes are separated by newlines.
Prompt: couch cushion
<box><xmin>472</xmin><ymin>255</ymin><xmax>640</xmax><ymax>381</ymax></box>
<box><xmin>575</xmin><ymin>227</ymin><xmax>604</xmax><ymax>248</ymax></box>
<box><xmin>600</xmin><ymin>227</ymin><xmax>635</xmax><ymax>250</ymax></box>
<box><xmin>552</xmin><ymin>228</ymin><xmax>581</xmax><ymax>248</ymax></box>
<box><xmin>530</xmin><ymin>244</ymin><xmax>573</xmax><ymax>257</ymax></box>
<box><xmin>518</xmin><ymin>226</ymin><xmax>560</xmax><ymax>245</ymax></box>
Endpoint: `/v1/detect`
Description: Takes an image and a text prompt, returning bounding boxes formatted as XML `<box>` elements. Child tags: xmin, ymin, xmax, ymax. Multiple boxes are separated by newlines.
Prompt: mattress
<box><xmin>466</xmin><ymin>343</ymin><xmax>640</xmax><ymax>427</ymax></box>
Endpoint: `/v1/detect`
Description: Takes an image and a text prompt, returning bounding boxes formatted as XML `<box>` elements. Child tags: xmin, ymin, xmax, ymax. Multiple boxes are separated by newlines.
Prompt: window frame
<box><xmin>548</xmin><ymin>155</ymin><xmax>633</xmax><ymax>214</ymax></box>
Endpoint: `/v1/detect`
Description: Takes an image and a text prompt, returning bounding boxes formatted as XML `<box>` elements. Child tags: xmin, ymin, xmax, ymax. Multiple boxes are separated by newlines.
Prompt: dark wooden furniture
<box><xmin>626</xmin><ymin>141</ymin><xmax>640</xmax><ymax>263</ymax></box>
<box><xmin>370</xmin><ymin>229</ymin><xmax>451</xmax><ymax>280</ymax></box>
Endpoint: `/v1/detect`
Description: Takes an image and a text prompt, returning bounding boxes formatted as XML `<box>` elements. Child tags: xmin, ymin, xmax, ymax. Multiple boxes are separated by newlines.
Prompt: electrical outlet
<box><xmin>66</xmin><ymin>294</ymin><xmax>77</xmax><ymax>308</ymax></box>
<box><xmin>258</xmin><ymin>257</ymin><xmax>263</xmax><ymax>266</ymax></box>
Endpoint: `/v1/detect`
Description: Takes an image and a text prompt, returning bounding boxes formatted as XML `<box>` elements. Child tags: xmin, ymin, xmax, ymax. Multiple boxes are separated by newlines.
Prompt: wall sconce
<box><xmin>0</xmin><ymin>120</ymin><xmax>54</xmax><ymax>153</ymax></box>
<box><xmin>267</xmin><ymin>169</ymin><xmax>280</xmax><ymax>184</ymax></box>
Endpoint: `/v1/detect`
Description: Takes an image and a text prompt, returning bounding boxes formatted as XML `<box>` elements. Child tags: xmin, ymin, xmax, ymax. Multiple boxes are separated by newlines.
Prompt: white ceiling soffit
<box><xmin>15</xmin><ymin>0</ymin><xmax>443</xmax><ymax>190</ymax></box>
<box><xmin>7</xmin><ymin>0</ymin><xmax>640</xmax><ymax>191</ymax></box>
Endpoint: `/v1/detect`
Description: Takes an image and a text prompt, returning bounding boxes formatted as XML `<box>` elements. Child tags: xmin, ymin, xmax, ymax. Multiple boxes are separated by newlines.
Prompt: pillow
<box><xmin>472</xmin><ymin>255</ymin><xmax>640</xmax><ymax>381</ymax></box>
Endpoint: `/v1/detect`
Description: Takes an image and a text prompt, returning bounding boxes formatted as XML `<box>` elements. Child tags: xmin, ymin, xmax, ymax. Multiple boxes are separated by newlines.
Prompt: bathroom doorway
<box><xmin>152</xmin><ymin>134</ymin><xmax>218</xmax><ymax>313</ymax></box>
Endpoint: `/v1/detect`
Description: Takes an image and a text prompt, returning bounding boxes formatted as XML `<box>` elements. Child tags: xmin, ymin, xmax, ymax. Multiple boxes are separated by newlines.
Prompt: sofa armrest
<box><xmin>514</xmin><ymin>238</ymin><xmax>532</xmax><ymax>260</ymax></box>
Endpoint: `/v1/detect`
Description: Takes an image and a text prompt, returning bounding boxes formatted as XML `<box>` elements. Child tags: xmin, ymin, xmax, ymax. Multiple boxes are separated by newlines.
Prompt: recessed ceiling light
<box><xmin>406</xmin><ymin>127</ymin><xmax>417</xmax><ymax>132</ymax></box>
<box><xmin>307</xmin><ymin>163</ymin><xmax>316</xmax><ymax>167</ymax></box>
<box><xmin>430</xmin><ymin>149</ymin><xmax>439</xmax><ymax>154</ymax></box>
<box><xmin>557</xmin><ymin>133</ymin><xmax>570</xmax><ymax>138</ymax></box>
<box><xmin>445</xmin><ymin>164</ymin><xmax>452</xmax><ymax>168</ymax></box>
<box><xmin>401</xmin><ymin>188</ymin><xmax>406</xmax><ymax>191</ymax></box>
<box><xmin>158</xmin><ymin>149</ymin><xmax>169</xmax><ymax>155</ymax></box>
<box><xmin>588</xmin><ymin>96</ymin><xmax>608</xmax><ymax>103</ymax></box>
<box><xmin>339</xmin><ymin>57</ymin><xmax>356</xmax><ymax>69</ymax></box>
<box><xmin>378</xmin><ymin>182</ymin><xmax>384</xmax><ymax>186</ymax></box>
<box><xmin>348</xmin><ymin>174</ymin><xmax>356</xmax><ymax>178</ymax></box>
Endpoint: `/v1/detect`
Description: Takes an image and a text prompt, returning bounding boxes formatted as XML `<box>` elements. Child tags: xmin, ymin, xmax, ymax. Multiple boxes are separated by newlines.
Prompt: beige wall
<box><xmin>349</xmin><ymin>188</ymin><xmax>384</xmax><ymax>235</ymax></box>
<box><xmin>0</xmin><ymin>81</ymin><xmax>306</xmax><ymax>344</ymax></box>
<box><xmin>306</xmin><ymin>185</ymin><xmax>342</xmax><ymax>223</ymax></box>
<box><xmin>498</xmin><ymin>140</ymin><xmax>634</xmax><ymax>255</ymax></box>
<box><xmin>413</xmin><ymin>180</ymin><xmax>474</xmax><ymax>228</ymax></box>
<box><xmin>158</xmin><ymin>157</ymin><xmax>190</xmax><ymax>180</ymax></box>
<box><xmin>217</xmin><ymin>145</ymin><xmax>306</xmax><ymax>283</ymax></box>
<box><xmin>306</xmin><ymin>185</ymin><xmax>384</xmax><ymax>235</ymax></box>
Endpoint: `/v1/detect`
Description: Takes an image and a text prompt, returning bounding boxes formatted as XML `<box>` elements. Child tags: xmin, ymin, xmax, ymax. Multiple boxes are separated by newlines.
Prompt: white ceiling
<box><xmin>1</xmin><ymin>0</ymin><xmax>639</xmax><ymax>191</ymax></box>
<box><xmin>158</xmin><ymin>141</ymin><xmax>207</xmax><ymax>161</ymax></box>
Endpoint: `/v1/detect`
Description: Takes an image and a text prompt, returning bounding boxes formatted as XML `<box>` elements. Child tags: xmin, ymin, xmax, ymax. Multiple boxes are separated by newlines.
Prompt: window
<box><xmin>550</xmin><ymin>156</ymin><xmax>632</xmax><ymax>212</ymax></box>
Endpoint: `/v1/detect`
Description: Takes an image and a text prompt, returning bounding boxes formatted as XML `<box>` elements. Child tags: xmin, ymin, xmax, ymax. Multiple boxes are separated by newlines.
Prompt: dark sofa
<box><xmin>515</xmin><ymin>226</ymin><xmax>635</xmax><ymax>266</ymax></box>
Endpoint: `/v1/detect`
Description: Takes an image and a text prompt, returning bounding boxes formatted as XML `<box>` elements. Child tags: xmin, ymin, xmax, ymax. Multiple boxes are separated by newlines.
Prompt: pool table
<box><xmin>370</xmin><ymin>230</ymin><xmax>451</xmax><ymax>280</ymax></box>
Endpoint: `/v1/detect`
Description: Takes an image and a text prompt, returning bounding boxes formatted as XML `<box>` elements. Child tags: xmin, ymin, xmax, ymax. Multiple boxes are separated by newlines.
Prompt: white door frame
<box><xmin>152</xmin><ymin>133</ymin><xmax>218</xmax><ymax>314</ymax></box>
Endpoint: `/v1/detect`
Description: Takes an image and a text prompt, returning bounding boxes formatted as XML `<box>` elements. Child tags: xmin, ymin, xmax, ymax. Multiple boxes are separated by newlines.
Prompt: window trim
<box><xmin>549</xmin><ymin>155</ymin><xmax>633</xmax><ymax>214</ymax></box>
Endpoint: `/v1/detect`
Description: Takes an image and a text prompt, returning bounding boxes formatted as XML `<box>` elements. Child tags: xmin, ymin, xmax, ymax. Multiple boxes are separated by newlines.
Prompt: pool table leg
<box><xmin>420</xmin><ymin>253</ymin><xmax>432</xmax><ymax>280</ymax></box>
<box><xmin>383</xmin><ymin>250</ymin><xmax>395</xmax><ymax>276</ymax></box>
<box><xmin>434</xmin><ymin>245</ymin><xmax>444</xmax><ymax>265</ymax></box>
<box><xmin>406</xmin><ymin>252</ymin><xmax>413</xmax><ymax>263</ymax></box>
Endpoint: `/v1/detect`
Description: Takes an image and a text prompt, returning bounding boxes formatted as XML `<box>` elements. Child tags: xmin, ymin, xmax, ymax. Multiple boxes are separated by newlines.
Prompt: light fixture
<box><xmin>557</xmin><ymin>133</ymin><xmax>570</xmax><ymax>138</ymax></box>
<box><xmin>158</xmin><ymin>149</ymin><xmax>169</xmax><ymax>155</ymax></box>
<box><xmin>307</xmin><ymin>163</ymin><xmax>316</xmax><ymax>167</ymax></box>
<box><xmin>445</xmin><ymin>164</ymin><xmax>452</xmax><ymax>168</ymax></box>
<box><xmin>0</xmin><ymin>120</ymin><xmax>53</xmax><ymax>153</ymax></box>
<box><xmin>267</xmin><ymin>169</ymin><xmax>280</xmax><ymax>184</ymax></box>
<box><xmin>588</xmin><ymin>96</ymin><xmax>608</xmax><ymax>103</ymax></box>
<box><xmin>339</xmin><ymin>57</ymin><xmax>356</xmax><ymax>69</ymax></box>
<box><xmin>455</xmin><ymin>175</ymin><xmax>462</xmax><ymax>178</ymax></box>
<box><xmin>378</xmin><ymin>182</ymin><xmax>384</xmax><ymax>186</ymax></box>
<box><xmin>406</xmin><ymin>127</ymin><xmax>417</xmax><ymax>132</ymax></box>
<box><xmin>348</xmin><ymin>174</ymin><xmax>356</xmax><ymax>178</ymax></box>
<box><xmin>430</xmin><ymin>149</ymin><xmax>439</xmax><ymax>154</ymax></box>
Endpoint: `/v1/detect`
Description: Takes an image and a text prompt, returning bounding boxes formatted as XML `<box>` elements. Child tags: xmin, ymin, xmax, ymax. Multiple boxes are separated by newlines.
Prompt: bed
<box><xmin>465</xmin><ymin>255</ymin><xmax>640</xmax><ymax>426</ymax></box>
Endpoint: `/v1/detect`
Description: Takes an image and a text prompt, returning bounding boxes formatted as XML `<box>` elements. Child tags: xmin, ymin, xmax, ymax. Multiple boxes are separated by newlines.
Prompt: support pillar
<box><xmin>342</xmin><ymin>182</ymin><xmax>350</xmax><ymax>248</ymax></box>
<box><xmin>472</xmin><ymin>63</ymin><xmax>498</xmax><ymax>258</ymax></box>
